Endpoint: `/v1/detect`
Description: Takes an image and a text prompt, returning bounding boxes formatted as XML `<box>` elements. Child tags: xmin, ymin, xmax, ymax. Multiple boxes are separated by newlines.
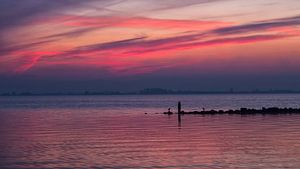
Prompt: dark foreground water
<box><xmin>0</xmin><ymin>94</ymin><xmax>300</xmax><ymax>169</ymax></box>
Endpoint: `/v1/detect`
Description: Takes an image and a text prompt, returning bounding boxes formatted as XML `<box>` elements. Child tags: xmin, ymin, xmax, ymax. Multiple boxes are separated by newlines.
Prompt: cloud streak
<box><xmin>0</xmin><ymin>39</ymin><xmax>56</xmax><ymax>56</ymax></box>
<box><xmin>0</xmin><ymin>0</ymin><xmax>88</xmax><ymax>30</ymax></box>
<box><xmin>56</xmin><ymin>14</ymin><xmax>300</xmax><ymax>58</ymax></box>
<box><xmin>129</xmin><ymin>0</ymin><xmax>228</xmax><ymax>12</ymax></box>
<box><xmin>40</xmin><ymin>27</ymin><xmax>98</xmax><ymax>40</ymax></box>
<box><xmin>7</xmin><ymin>13</ymin><xmax>300</xmax><ymax>74</ymax></box>
<box><xmin>214</xmin><ymin>15</ymin><xmax>300</xmax><ymax>35</ymax></box>
<box><xmin>43</xmin><ymin>15</ymin><xmax>231</xmax><ymax>31</ymax></box>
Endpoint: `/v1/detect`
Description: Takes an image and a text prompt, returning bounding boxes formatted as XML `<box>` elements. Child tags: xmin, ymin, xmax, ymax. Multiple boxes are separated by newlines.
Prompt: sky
<box><xmin>1</xmin><ymin>0</ymin><xmax>300</xmax><ymax>92</ymax></box>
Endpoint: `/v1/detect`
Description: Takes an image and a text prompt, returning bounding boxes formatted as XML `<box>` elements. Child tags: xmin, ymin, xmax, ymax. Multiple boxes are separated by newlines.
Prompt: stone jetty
<box><xmin>164</xmin><ymin>107</ymin><xmax>300</xmax><ymax>115</ymax></box>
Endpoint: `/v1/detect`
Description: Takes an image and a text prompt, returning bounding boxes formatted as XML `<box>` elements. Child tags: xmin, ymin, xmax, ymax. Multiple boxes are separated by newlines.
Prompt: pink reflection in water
<box><xmin>1</xmin><ymin>107</ymin><xmax>300</xmax><ymax>168</ymax></box>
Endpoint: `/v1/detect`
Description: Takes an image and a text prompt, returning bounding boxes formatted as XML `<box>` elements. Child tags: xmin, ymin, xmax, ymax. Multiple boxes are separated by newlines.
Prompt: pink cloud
<box><xmin>41</xmin><ymin>15</ymin><xmax>232</xmax><ymax>31</ymax></box>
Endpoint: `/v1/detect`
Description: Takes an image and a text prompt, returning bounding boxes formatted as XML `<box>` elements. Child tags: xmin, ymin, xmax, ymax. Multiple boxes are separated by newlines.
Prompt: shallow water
<box><xmin>0</xmin><ymin>94</ymin><xmax>300</xmax><ymax>169</ymax></box>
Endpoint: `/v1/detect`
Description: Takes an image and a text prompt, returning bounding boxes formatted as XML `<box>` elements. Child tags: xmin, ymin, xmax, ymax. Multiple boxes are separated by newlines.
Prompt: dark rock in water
<box><xmin>164</xmin><ymin>111</ymin><xmax>173</xmax><ymax>115</ymax></box>
<box><xmin>164</xmin><ymin>107</ymin><xmax>300</xmax><ymax>115</ymax></box>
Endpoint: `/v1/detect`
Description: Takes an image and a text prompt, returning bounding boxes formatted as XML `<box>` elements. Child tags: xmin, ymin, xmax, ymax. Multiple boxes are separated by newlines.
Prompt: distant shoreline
<box><xmin>1</xmin><ymin>91</ymin><xmax>300</xmax><ymax>96</ymax></box>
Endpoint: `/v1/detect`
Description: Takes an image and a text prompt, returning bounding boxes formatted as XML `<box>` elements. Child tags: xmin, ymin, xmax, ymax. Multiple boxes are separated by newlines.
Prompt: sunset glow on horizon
<box><xmin>1</xmin><ymin>0</ymin><xmax>300</xmax><ymax>92</ymax></box>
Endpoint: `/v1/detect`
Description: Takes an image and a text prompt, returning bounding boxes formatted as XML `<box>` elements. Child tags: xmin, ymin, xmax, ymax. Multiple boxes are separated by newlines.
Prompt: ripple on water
<box><xmin>0</xmin><ymin>95</ymin><xmax>300</xmax><ymax>168</ymax></box>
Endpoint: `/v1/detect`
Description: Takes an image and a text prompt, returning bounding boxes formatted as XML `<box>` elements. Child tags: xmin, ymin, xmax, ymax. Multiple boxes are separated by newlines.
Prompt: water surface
<box><xmin>0</xmin><ymin>94</ymin><xmax>300</xmax><ymax>168</ymax></box>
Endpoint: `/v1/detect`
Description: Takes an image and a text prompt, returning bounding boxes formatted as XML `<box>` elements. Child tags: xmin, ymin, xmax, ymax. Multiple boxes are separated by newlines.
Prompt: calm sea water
<box><xmin>0</xmin><ymin>94</ymin><xmax>300</xmax><ymax>169</ymax></box>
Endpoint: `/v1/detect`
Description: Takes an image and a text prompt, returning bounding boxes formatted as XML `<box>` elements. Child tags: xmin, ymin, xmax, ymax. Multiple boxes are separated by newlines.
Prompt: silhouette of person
<box><xmin>168</xmin><ymin>108</ymin><xmax>171</xmax><ymax>113</ymax></box>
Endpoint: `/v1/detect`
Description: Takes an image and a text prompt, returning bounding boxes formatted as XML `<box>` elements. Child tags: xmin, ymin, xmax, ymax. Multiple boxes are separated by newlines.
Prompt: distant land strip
<box><xmin>1</xmin><ymin>88</ymin><xmax>300</xmax><ymax>96</ymax></box>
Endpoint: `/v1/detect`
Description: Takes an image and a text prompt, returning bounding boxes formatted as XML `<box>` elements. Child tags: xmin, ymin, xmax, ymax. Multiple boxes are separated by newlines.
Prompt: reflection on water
<box><xmin>0</xmin><ymin>95</ymin><xmax>300</xmax><ymax>168</ymax></box>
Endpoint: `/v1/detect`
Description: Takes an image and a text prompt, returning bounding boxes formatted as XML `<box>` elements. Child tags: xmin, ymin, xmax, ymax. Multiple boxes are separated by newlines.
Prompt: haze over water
<box><xmin>0</xmin><ymin>94</ymin><xmax>300</xmax><ymax>169</ymax></box>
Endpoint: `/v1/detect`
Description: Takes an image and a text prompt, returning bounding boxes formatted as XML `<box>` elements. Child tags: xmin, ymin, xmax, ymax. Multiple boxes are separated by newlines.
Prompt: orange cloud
<box><xmin>43</xmin><ymin>15</ymin><xmax>232</xmax><ymax>31</ymax></box>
